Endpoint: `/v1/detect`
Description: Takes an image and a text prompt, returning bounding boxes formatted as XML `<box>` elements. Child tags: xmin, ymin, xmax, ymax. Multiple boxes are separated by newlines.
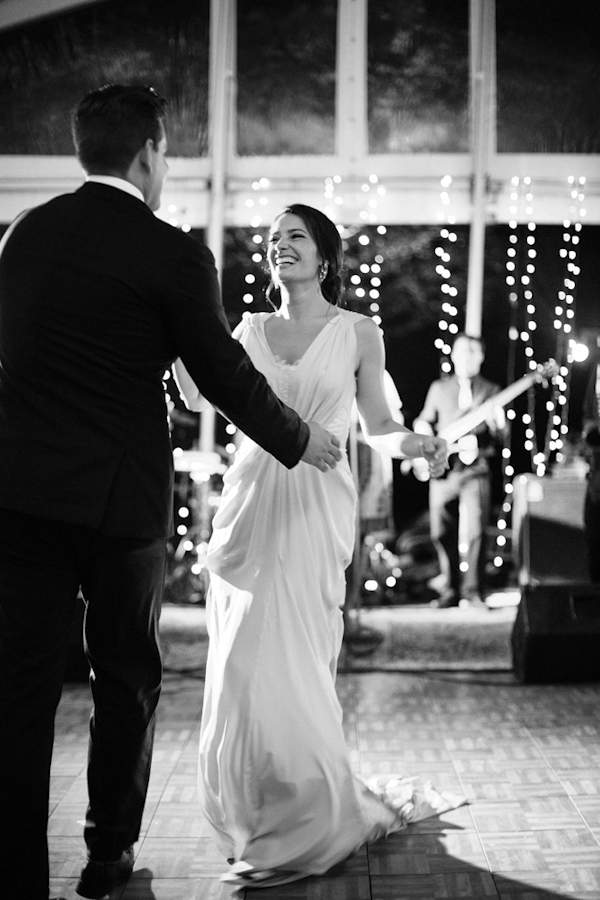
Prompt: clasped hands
<box><xmin>301</xmin><ymin>423</ymin><xmax>449</xmax><ymax>478</ymax></box>
<box><xmin>418</xmin><ymin>435</ymin><xmax>449</xmax><ymax>478</ymax></box>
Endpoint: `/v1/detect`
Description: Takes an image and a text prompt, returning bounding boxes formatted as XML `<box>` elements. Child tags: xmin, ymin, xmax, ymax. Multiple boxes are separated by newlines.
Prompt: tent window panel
<box><xmin>368</xmin><ymin>0</ymin><xmax>469</xmax><ymax>154</ymax></box>
<box><xmin>0</xmin><ymin>0</ymin><xmax>210</xmax><ymax>157</ymax></box>
<box><xmin>236</xmin><ymin>0</ymin><xmax>337</xmax><ymax>156</ymax></box>
<box><xmin>496</xmin><ymin>0</ymin><xmax>600</xmax><ymax>153</ymax></box>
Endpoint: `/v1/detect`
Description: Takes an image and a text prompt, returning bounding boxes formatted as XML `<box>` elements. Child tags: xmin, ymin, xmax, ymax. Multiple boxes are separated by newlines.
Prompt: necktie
<box><xmin>457</xmin><ymin>378</ymin><xmax>472</xmax><ymax>411</ymax></box>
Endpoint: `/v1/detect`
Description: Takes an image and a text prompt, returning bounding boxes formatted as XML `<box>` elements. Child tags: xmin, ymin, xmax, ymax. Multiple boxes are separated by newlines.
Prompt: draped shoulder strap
<box><xmin>338</xmin><ymin>308</ymin><xmax>368</xmax><ymax>327</ymax></box>
<box><xmin>232</xmin><ymin>311</ymin><xmax>270</xmax><ymax>341</ymax></box>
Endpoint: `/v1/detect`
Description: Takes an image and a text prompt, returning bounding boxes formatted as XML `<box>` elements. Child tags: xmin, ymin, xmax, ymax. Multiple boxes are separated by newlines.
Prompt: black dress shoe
<box><xmin>76</xmin><ymin>846</ymin><xmax>134</xmax><ymax>899</ymax></box>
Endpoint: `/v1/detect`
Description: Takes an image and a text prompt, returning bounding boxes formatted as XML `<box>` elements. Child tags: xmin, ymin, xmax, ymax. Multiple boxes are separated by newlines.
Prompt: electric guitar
<box><xmin>408</xmin><ymin>359</ymin><xmax>558</xmax><ymax>482</ymax></box>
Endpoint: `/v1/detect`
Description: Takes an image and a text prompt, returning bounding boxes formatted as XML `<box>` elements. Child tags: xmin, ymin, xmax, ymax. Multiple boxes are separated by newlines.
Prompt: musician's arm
<box><xmin>413</xmin><ymin>383</ymin><xmax>439</xmax><ymax>437</ymax></box>
<box><xmin>481</xmin><ymin>386</ymin><xmax>508</xmax><ymax>442</ymax></box>
<box><xmin>485</xmin><ymin>399</ymin><xmax>506</xmax><ymax>434</ymax></box>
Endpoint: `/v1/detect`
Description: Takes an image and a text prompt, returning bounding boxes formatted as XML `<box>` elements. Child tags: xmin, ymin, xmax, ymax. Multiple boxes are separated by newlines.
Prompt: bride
<box><xmin>174</xmin><ymin>204</ymin><xmax>462</xmax><ymax>889</ymax></box>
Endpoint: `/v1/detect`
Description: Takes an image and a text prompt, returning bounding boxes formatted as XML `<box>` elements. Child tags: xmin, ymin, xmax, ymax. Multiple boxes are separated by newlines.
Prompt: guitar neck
<box><xmin>438</xmin><ymin>371</ymin><xmax>538</xmax><ymax>445</ymax></box>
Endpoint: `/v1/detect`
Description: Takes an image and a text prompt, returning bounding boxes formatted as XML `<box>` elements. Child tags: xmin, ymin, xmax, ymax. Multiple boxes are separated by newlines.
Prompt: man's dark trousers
<box><xmin>0</xmin><ymin>507</ymin><xmax>165</xmax><ymax>900</ymax></box>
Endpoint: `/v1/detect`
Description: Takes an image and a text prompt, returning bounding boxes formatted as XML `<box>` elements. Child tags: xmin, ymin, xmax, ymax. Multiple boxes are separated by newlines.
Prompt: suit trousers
<box><xmin>428</xmin><ymin>463</ymin><xmax>491</xmax><ymax>600</ymax></box>
<box><xmin>0</xmin><ymin>507</ymin><xmax>166</xmax><ymax>900</ymax></box>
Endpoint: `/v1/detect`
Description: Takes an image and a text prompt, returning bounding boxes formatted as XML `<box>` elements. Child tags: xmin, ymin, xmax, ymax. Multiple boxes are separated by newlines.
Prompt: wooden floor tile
<box><xmin>48</xmin><ymin>803</ymin><xmax>87</xmax><ymax>836</ymax></box>
<box><xmin>48</xmin><ymin>834</ymin><xmax>88</xmax><ymax>878</ymax></box>
<box><xmin>557</xmin><ymin>773</ymin><xmax>600</xmax><ymax>796</ymax></box>
<box><xmin>367</xmin><ymin>830</ymin><xmax>488</xmax><ymax>874</ymax></box>
<box><xmin>121</xmin><ymin>875</ymin><xmax>240</xmax><ymax>899</ymax></box>
<box><xmin>468</xmin><ymin>800</ymin><xmax>532</xmax><ymax>832</ymax></box>
<box><xmin>408</xmin><ymin>804</ymin><xmax>476</xmax><ymax>834</ymax></box>
<box><xmin>571</xmin><ymin>795</ymin><xmax>600</xmax><ymax>828</ymax></box>
<box><xmin>370</xmin><ymin>871</ymin><xmax>500</xmax><ymax>899</ymax></box>
<box><xmin>543</xmin><ymin>749</ymin><xmax>600</xmax><ymax>771</ymax></box>
<box><xmin>519</xmin><ymin>796</ymin><xmax>589</xmax><ymax>830</ymax></box>
<box><xmin>135</xmin><ymin>837</ymin><xmax>219</xmax><ymax>878</ymax></box>
<box><xmin>145</xmin><ymin>803</ymin><xmax>213</xmax><ymax>838</ymax></box>
<box><xmin>493</xmin><ymin>868</ymin><xmax>595</xmax><ymax>899</ymax></box>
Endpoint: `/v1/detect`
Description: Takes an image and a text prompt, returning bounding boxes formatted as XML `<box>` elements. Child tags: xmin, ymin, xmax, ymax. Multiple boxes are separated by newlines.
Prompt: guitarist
<box><xmin>413</xmin><ymin>333</ymin><xmax>506</xmax><ymax>609</ymax></box>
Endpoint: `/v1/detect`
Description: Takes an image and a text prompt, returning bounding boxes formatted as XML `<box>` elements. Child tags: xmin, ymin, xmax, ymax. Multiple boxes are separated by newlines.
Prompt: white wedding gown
<box><xmin>199</xmin><ymin>309</ymin><xmax>465</xmax><ymax>887</ymax></box>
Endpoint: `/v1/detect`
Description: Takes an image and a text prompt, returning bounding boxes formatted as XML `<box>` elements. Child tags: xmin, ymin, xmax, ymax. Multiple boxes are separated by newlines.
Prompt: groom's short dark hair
<box><xmin>72</xmin><ymin>84</ymin><xmax>167</xmax><ymax>175</ymax></box>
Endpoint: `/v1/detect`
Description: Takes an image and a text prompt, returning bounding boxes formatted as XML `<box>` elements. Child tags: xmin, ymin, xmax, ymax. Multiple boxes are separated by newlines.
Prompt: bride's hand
<box><xmin>301</xmin><ymin>421</ymin><xmax>342</xmax><ymax>471</ymax></box>
<box><xmin>419</xmin><ymin>436</ymin><xmax>449</xmax><ymax>479</ymax></box>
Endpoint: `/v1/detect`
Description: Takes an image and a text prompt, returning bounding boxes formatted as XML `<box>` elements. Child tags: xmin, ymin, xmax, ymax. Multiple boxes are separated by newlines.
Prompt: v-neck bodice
<box><xmin>232</xmin><ymin>310</ymin><xmax>363</xmax><ymax>446</ymax></box>
<box><xmin>263</xmin><ymin>314</ymin><xmax>340</xmax><ymax>368</ymax></box>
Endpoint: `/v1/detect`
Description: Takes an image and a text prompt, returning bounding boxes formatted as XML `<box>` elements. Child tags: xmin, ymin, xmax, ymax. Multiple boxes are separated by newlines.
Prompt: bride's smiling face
<box><xmin>267</xmin><ymin>213</ymin><xmax>322</xmax><ymax>289</ymax></box>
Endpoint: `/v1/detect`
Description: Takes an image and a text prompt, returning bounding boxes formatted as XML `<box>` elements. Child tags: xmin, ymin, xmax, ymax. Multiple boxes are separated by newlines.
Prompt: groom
<box><xmin>0</xmin><ymin>84</ymin><xmax>340</xmax><ymax>900</ymax></box>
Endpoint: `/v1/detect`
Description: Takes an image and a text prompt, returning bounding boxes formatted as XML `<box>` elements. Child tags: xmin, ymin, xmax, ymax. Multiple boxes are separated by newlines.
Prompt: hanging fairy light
<box><xmin>322</xmin><ymin>176</ymin><xmax>402</xmax><ymax>597</ymax></box>
<box><xmin>506</xmin><ymin>176</ymin><xmax>541</xmax><ymax>464</ymax></box>
<box><xmin>360</xmin><ymin>175</ymin><xmax>386</xmax><ymax>327</ymax></box>
<box><xmin>434</xmin><ymin>175</ymin><xmax>459</xmax><ymax>377</ymax></box>
<box><xmin>324</xmin><ymin>175</ymin><xmax>387</xmax><ymax>327</ymax></box>
<box><xmin>551</xmin><ymin>175</ymin><xmax>586</xmax><ymax>464</ymax></box>
<box><xmin>495</xmin><ymin>176</ymin><xmax>542</xmax><ymax>575</ymax></box>
<box><xmin>240</xmin><ymin>177</ymin><xmax>273</xmax><ymax>307</ymax></box>
<box><xmin>360</xmin><ymin>173</ymin><xmax>386</xmax><ymax>224</ymax></box>
<box><xmin>515</xmin><ymin>177</ymin><xmax>555</xmax><ymax>478</ymax></box>
<box><xmin>162</xmin><ymin>202</ymin><xmax>204</xmax><ymax>596</ymax></box>
<box><xmin>323</xmin><ymin>174</ymin><xmax>345</xmax><ymax>224</ymax></box>
<box><xmin>164</xmin><ymin>202</ymin><xmax>192</xmax><ymax>233</ymax></box>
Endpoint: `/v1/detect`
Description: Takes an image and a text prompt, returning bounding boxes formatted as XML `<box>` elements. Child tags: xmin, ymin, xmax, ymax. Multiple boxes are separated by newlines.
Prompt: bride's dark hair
<box><xmin>265</xmin><ymin>204</ymin><xmax>345</xmax><ymax>308</ymax></box>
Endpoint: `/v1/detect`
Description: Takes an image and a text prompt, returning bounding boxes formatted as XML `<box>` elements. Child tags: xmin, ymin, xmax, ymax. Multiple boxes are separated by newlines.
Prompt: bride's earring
<box><xmin>318</xmin><ymin>263</ymin><xmax>328</xmax><ymax>284</ymax></box>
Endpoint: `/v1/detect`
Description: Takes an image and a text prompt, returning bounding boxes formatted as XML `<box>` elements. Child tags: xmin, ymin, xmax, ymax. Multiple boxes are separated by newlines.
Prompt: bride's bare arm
<box><xmin>172</xmin><ymin>358</ymin><xmax>211</xmax><ymax>412</ymax></box>
<box><xmin>354</xmin><ymin>319</ymin><xmax>448</xmax><ymax>475</ymax></box>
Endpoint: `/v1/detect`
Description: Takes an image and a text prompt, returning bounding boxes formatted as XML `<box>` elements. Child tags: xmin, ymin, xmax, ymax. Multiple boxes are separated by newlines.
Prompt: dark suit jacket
<box><xmin>0</xmin><ymin>182</ymin><xmax>309</xmax><ymax>537</ymax></box>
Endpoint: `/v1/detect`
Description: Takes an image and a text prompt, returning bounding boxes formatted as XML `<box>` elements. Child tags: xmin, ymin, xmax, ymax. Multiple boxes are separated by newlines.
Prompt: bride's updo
<box><xmin>266</xmin><ymin>204</ymin><xmax>344</xmax><ymax>308</ymax></box>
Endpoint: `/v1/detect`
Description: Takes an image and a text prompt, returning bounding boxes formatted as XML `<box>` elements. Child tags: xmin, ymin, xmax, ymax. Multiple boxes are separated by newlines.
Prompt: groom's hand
<box><xmin>301</xmin><ymin>421</ymin><xmax>342</xmax><ymax>471</ymax></box>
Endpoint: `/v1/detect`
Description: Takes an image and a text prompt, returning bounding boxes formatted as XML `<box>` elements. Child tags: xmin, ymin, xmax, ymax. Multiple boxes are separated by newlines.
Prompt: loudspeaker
<box><xmin>511</xmin><ymin>473</ymin><xmax>589</xmax><ymax>585</ymax></box>
<box><xmin>512</xmin><ymin>582</ymin><xmax>600</xmax><ymax>683</ymax></box>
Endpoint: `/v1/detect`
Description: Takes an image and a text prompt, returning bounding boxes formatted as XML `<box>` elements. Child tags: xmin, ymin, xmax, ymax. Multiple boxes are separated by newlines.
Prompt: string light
<box><xmin>323</xmin><ymin>174</ymin><xmax>345</xmax><ymax>223</ymax></box>
<box><xmin>551</xmin><ymin>175</ymin><xmax>586</xmax><ymax>464</ymax></box>
<box><xmin>322</xmin><ymin>176</ymin><xmax>400</xmax><ymax>597</ymax></box>
<box><xmin>434</xmin><ymin>175</ymin><xmax>459</xmax><ymax>377</ymax></box>
<box><xmin>164</xmin><ymin>203</ymin><xmax>192</xmax><ymax>233</ymax></box>
<box><xmin>241</xmin><ymin>178</ymin><xmax>273</xmax><ymax>306</ymax></box>
<box><xmin>497</xmin><ymin>175</ymin><xmax>543</xmax><ymax>576</ymax></box>
<box><xmin>324</xmin><ymin>175</ymin><xmax>387</xmax><ymax>327</ymax></box>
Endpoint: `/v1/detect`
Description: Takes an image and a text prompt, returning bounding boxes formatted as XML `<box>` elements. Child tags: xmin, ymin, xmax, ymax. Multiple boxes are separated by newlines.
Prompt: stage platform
<box><xmin>157</xmin><ymin>593</ymin><xmax>520</xmax><ymax>675</ymax></box>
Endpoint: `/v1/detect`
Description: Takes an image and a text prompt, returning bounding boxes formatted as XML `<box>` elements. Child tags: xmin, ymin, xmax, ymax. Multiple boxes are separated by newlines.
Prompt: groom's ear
<box><xmin>137</xmin><ymin>139</ymin><xmax>155</xmax><ymax>174</ymax></box>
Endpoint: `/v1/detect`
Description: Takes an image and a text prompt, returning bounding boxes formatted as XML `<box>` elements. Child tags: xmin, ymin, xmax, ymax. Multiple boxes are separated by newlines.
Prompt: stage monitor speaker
<box><xmin>511</xmin><ymin>582</ymin><xmax>600</xmax><ymax>683</ymax></box>
<box><xmin>511</xmin><ymin>472</ymin><xmax>589</xmax><ymax>585</ymax></box>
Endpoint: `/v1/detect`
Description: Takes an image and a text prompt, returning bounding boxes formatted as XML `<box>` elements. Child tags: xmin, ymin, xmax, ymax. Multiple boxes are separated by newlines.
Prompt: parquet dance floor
<box><xmin>48</xmin><ymin>627</ymin><xmax>600</xmax><ymax>899</ymax></box>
